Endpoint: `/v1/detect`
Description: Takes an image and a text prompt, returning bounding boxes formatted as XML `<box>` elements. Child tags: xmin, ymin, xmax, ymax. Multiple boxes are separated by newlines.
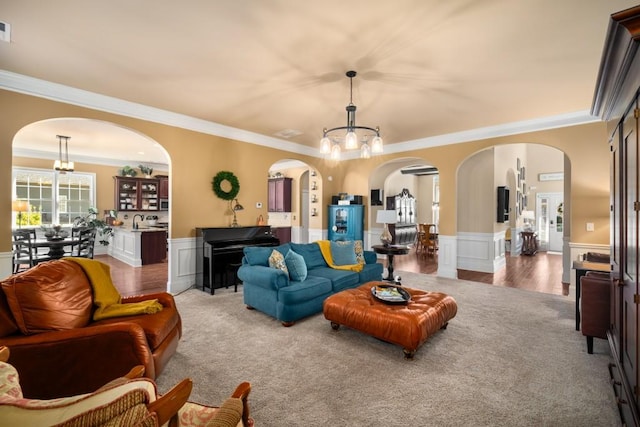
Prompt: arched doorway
<box><xmin>268</xmin><ymin>159</ymin><xmax>322</xmax><ymax>244</ymax></box>
<box><xmin>456</xmin><ymin>142</ymin><xmax>569</xmax><ymax>292</ymax></box>
<box><xmin>12</xmin><ymin>118</ymin><xmax>171</xmax><ymax>288</ymax></box>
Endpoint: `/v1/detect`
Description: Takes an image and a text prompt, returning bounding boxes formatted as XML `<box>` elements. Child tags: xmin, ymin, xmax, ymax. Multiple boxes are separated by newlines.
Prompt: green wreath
<box><xmin>212</xmin><ymin>171</ymin><xmax>240</xmax><ymax>201</ymax></box>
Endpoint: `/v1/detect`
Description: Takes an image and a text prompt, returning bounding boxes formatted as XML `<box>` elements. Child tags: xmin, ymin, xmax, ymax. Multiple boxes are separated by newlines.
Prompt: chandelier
<box><xmin>53</xmin><ymin>135</ymin><xmax>74</xmax><ymax>173</ymax></box>
<box><xmin>320</xmin><ymin>70</ymin><xmax>383</xmax><ymax>160</ymax></box>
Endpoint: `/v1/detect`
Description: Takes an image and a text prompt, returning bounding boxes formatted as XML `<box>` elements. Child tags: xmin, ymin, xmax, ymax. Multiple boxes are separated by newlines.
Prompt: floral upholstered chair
<box><xmin>0</xmin><ymin>346</ymin><xmax>253</xmax><ymax>427</ymax></box>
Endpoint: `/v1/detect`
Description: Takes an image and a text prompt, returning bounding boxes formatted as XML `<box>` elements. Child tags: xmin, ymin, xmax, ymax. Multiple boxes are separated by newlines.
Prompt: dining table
<box><xmin>32</xmin><ymin>237</ymin><xmax>80</xmax><ymax>259</ymax></box>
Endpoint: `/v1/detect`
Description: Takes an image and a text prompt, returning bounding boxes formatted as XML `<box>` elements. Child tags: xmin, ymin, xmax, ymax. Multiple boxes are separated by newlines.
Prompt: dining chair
<box><xmin>426</xmin><ymin>224</ymin><xmax>438</xmax><ymax>255</ymax></box>
<box><xmin>73</xmin><ymin>226</ymin><xmax>97</xmax><ymax>258</ymax></box>
<box><xmin>416</xmin><ymin>223</ymin><xmax>427</xmax><ymax>253</ymax></box>
<box><xmin>12</xmin><ymin>230</ymin><xmax>49</xmax><ymax>273</ymax></box>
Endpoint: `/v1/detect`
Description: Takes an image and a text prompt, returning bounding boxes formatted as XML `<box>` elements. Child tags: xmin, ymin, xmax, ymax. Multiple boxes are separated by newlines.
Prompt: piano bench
<box><xmin>226</xmin><ymin>262</ymin><xmax>243</xmax><ymax>292</ymax></box>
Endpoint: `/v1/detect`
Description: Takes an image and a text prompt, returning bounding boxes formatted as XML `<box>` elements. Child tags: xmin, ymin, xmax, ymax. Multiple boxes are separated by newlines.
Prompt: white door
<box><xmin>536</xmin><ymin>192</ymin><xmax>563</xmax><ymax>252</ymax></box>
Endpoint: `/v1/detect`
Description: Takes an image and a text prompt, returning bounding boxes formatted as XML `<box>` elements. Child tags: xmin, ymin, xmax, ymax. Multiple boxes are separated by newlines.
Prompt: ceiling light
<box><xmin>320</xmin><ymin>70</ymin><xmax>383</xmax><ymax>160</ymax></box>
<box><xmin>53</xmin><ymin>135</ymin><xmax>74</xmax><ymax>173</ymax></box>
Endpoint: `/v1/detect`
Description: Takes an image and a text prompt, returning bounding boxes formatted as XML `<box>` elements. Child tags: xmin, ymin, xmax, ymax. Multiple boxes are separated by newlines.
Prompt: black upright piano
<box><xmin>196</xmin><ymin>226</ymin><xmax>279</xmax><ymax>294</ymax></box>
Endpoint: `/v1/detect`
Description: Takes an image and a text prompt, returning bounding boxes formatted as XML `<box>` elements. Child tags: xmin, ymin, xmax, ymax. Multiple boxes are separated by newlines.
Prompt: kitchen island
<box><xmin>108</xmin><ymin>226</ymin><xmax>167</xmax><ymax>266</ymax></box>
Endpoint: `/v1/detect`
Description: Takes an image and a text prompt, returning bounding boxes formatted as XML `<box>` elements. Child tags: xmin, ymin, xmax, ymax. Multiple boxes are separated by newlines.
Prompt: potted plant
<box><xmin>120</xmin><ymin>166</ymin><xmax>137</xmax><ymax>177</ymax></box>
<box><xmin>139</xmin><ymin>164</ymin><xmax>154</xmax><ymax>178</ymax></box>
<box><xmin>73</xmin><ymin>207</ymin><xmax>114</xmax><ymax>246</ymax></box>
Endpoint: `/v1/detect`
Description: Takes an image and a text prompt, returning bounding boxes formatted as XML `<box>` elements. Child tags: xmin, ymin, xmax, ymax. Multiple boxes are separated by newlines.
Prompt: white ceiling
<box><xmin>2</xmin><ymin>1</ymin><xmax>637</xmax><ymax>165</ymax></box>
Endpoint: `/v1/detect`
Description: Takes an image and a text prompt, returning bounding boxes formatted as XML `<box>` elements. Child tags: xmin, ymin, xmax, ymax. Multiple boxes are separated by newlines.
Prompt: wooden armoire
<box><xmin>592</xmin><ymin>5</ymin><xmax>640</xmax><ymax>425</ymax></box>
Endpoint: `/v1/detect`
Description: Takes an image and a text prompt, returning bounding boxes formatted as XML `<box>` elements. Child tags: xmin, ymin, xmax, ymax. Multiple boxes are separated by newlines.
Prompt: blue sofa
<box><xmin>238</xmin><ymin>241</ymin><xmax>383</xmax><ymax>326</ymax></box>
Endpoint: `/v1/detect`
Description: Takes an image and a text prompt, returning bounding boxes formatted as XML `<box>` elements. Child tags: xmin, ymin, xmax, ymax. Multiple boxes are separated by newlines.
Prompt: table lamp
<box><xmin>12</xmin><ymin>200</ymin><xmax>29</xmax><ymax>229</ymax></box>
<box><xmin>231</xmin><ymin>198</ymin><xmax>244</xmax><ymax>228</ymax></box>
<box><xmin>376</xmin><ymin>210</ymin><xmax>397</xmax><ymax>246</ymax></box>
<box><xmin>522</xmin><ymin>210</ymin><xmax>535</xmax><ymax>231</ymax></box>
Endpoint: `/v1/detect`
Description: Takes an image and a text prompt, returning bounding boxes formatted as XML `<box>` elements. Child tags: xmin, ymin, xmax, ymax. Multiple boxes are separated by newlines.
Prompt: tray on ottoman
<box><xmin>323</xmin><ymin>282</ymin><xmax>457</xmax><ymax>359</ymax></box>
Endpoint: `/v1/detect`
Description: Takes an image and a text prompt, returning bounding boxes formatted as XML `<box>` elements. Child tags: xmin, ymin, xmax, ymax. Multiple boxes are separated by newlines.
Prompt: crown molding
<box><xmin>1</xmin><ymin>70</ymin><xmax>599</xmax><ymax>160</ymax></box>
<box><xmin>0</xmin><ymin>70</ymin><xmax>317</xmax><ymax>157</ymax></box>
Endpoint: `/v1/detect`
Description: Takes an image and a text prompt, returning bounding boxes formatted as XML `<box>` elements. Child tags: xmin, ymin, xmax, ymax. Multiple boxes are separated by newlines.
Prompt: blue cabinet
<box><xmin>328</xmin><ymin>205</ymin><xmax>364</xmax><ymax>241</ymax></box>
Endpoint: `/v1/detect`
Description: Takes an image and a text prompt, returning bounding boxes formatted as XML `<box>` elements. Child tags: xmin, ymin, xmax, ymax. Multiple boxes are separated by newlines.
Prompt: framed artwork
<box><xmin>520</xmin><ymin>166</ymin><xmax>526</xmax><ymax>181</ymax></box>
<box><xmin>539</xmin><ymin>172</ymin><xmax>563</xmax><ymax>181</ymax></box>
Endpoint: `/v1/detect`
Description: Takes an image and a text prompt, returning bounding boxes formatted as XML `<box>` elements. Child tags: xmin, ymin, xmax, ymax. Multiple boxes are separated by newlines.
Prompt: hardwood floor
<box><xmin>95</xmin><ymin>255</ymin><xmax>168</xmax><ymax>297</ymax></box>
<box><xmin>380</xmin><ymin>247</ymin><xmax>568</xmax><ymax>296</ymax></box>
<box><xmin>100</xmin><ymin>246</ymin><xmax>568</xmax><ymax>298</ymax></box>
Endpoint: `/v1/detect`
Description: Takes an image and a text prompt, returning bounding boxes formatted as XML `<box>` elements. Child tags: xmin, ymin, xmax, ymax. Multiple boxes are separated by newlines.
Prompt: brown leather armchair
<box><xmin>0</xmin><ymin>259</ymin><xmax>182</xmax><ymax>399</ymax></box>
<box><xmin>580</xmin><ymin>271</ymin><xmax>610</xmax><ymax>354</ymax></box>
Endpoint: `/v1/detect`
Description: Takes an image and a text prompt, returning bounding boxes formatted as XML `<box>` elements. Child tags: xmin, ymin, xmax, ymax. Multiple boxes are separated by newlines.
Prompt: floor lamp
<box><xmin>12</xmin><ymin>200</ymin><xmax>28</xmax><ymax>229</ymax></box>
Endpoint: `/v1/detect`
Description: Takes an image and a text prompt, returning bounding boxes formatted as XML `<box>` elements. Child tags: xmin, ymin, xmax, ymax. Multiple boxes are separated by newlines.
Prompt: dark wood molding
<box><xmin>591</xmin><ymin>6</ymin><xmax>640</xmax><ymax>125</ymax></box>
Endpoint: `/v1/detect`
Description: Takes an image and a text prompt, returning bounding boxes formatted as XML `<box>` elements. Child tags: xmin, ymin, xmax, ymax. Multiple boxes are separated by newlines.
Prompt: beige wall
<box><xmin>1</xmin><ymin>89</ymin><xmax>611</xmax><ymax>253</ymax></box>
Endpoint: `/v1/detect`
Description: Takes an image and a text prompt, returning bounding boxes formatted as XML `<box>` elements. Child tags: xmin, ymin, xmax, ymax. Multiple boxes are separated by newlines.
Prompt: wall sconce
<box><xmin>12</xmin><ymin>200</ymin><xmax>28</xmax><ymax>229</ymax></box>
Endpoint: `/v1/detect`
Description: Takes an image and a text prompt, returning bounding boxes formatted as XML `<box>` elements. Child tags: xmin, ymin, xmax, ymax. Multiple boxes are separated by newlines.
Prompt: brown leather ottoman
<box><xmin>323</xmin><ymin>282</ymin><xmax>457</xmax><ymax>358</ymax></box>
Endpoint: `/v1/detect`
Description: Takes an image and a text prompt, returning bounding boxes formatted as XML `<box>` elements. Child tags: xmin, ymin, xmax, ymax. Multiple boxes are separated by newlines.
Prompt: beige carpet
<box><xmin>156</xmin><ymin>272</ymin><xmax>619</xmax><ymax>426</ymax></box>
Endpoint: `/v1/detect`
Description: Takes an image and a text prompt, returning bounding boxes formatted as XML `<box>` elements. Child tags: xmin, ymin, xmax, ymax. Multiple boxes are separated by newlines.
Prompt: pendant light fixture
<box><xmin>320</xmin><ymin>71</ymin><xmax>383</xmax><ymax>160</ymax></box>
<box><xmin>53</xmin><ymin>135</ymin><xmax>74</xmax><ymax>173</ymax></box>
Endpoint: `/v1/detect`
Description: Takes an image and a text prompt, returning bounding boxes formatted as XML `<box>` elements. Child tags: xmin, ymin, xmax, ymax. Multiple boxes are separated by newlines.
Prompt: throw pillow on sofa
<box><xmin>330</xmin><ymin>241</ymin><xmax>357</xmax><ymax>266</ymax></box>
<box><xmin>285</xmin><ymin>250</ymin><xmax>307</xmax><ymax>282</ymax></box>
<box><xmin>354</xmin><ymin>240</ymin><xmax>365</xmax><ymax>265</ymax></box>
<box><xmin>268</xmin><ymin>250</ymin><xmax>288</xmax><ymax>274</ymax></box>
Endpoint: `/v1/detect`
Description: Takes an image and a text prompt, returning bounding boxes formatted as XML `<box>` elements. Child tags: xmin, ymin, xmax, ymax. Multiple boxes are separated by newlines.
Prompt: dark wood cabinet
<box><xmin>141</xmin><ymin>230</ymin><xmax>167</xmax><ymax>265</ymax></box>
<box><xmin>592</xmin><ymin>6</ymin><xmax>640</xmax><ymax>426</ymax></box>
<box><xmin>268</xmin><ymin>178</ymin><xmax>292</xmax><ymax>212</ymax></box>
<box><xmin>157</xmin><ymin>176</ymin><xmax>169</xmax><ymax>199</ymax></box>
<box><xmin>114</xmin><ymin>176</ymin><xmax>159</xmax><ymax>212</ymax></box>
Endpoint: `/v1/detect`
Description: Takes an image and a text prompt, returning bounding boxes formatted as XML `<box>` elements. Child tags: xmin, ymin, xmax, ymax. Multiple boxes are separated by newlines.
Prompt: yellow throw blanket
<box><xmin>66</xmin><ymin>257</ymin><xmax>163</xmax><ymax>321</ymax></box>
<box><xmin>317</xmin><ymin>240</ymin><xmax>363</xmax><ymax>272</ymax></box>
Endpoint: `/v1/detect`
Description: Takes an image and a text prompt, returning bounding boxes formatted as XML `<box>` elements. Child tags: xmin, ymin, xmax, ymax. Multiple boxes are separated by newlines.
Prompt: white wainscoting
<box><xmin>308</xmin><ymin>228</ymin><xmax>325</xmax><ymax>243</ymax></box>
<box><xmin>437</xmin><ymin>235</ymin><xmax>458</xmax><ymax>278</ymax></box>
<box><xmin>457</xmin><ymin>231</ymin><xmax>507</xmax><ymax>273</ymax></box>
<box><xmin>167</xmin><ymin>236</ymin><xmax>198</xmax><ymax>294</ymax></box>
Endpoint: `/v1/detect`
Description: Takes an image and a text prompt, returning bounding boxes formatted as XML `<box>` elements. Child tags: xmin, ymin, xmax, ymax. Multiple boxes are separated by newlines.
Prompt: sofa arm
<box><xmin>364</xmin><ymin>250</ymin><xmax>377</xmax><ymax>264</ymax></box>
<box><xmin>0</xmin><ymin>323</ymin><xmax>154</xmax><ymax>400</ymax></box>
<box><xmin>238</xmin><ymin>265</ymin><xmax>290</xmax><ymax>290</ymax></box>
<box><xmin>123</xmin><ymin>292</ymin><xmax>176</xmax><ymax>309</ymax></box>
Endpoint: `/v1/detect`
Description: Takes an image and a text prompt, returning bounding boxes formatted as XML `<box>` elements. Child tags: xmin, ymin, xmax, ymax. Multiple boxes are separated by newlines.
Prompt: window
<box><xmin>12</xmin><ymin>168</ymin><xmax>96</xmax><ymax>227</ymax></box>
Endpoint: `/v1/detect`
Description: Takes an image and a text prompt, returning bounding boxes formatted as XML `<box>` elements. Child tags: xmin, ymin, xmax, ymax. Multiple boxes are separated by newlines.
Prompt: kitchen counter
<box><xmin>108</xmin><ymin>227</ymin><xmax>167</xmax><ymax>266</ymax></box>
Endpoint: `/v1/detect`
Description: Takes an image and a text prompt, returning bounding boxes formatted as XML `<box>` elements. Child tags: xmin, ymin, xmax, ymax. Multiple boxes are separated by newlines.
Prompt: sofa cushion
<box><xmin>278</xmin><ymin>276</ymin><xmax>333</xmax><ymax>305</ymax></box>
<box><xmin>285</xmin><ymin>250</ymin><xmax>307</xmax><ymax>282</ymax></box>
<box><xmin>307</xmin><ymin>267</ymin><xmax>360</xmax><ymax>292</ymax></box>
<box><xmin>244</xmin><ymin>244</ymin><xmax>290</xmax><ymax>266</ymax></box>
<box><xmin>330</xmin><ymin>241</ymin><xmax>357</xmax><ymax>265</ymax></box>
<box><xmin>0</xmin><ymin>260</ymin><xmax>93</xmax><ymax>335</ymax></box>
<box><xmin>92</xmin><ymin>303</ymin><xmax>180</xmax><ymax>350</ymax></box>
<box><xmin>268</xmin><ymin>250</ymin><xmax>288</xmax><ymax>275</ymax></box>
<box><xmin>290</xmin><ymin>243</ymin><xmax>327</xmax><ymax>269</ymax></box>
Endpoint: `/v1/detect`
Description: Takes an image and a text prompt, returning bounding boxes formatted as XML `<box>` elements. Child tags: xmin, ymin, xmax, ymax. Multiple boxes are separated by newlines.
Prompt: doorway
<box><xmin>536</xmin><ymin>192</ymin><xmax>564</xmax><ymax>252</ymax></box>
